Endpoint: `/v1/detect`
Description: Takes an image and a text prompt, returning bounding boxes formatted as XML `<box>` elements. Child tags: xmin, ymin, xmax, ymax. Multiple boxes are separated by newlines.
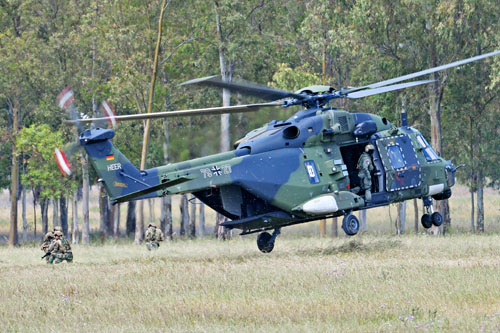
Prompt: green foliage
<box><xmin>0</xmin><ymin>138</ymin><xmax>11</xmax><ymax>190</ymax></box>
<box><xmin>1</xmin><ymin>0</ymin><xmax>500</xmax><ymax>210</ymax></box>
<box><xmin>270</xmin><ymin>63</ymin><xmax>319</xmax><ymax>91</ymax></box>
<box><xmin>16</xmin><ymin>124</ymin><xmax>77</xmax><ymax>199</ymax></box>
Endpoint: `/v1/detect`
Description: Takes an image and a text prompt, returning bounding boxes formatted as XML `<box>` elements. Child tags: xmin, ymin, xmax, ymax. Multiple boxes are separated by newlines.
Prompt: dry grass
<box><xmin>1</xmin><ymin>235</ymin><xmax>500</xmax><ymax>331</ymax></box>
<box><xmin>1</xmin><ymin>185</ymin><xmax>499</xmax><ymax>331</ymax></box>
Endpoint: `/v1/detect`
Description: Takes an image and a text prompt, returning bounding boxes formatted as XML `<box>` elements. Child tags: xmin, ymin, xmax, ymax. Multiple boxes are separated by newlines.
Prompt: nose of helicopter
<box><xmin>445</xmin><ymin>160</ymin><xmax>461</xmax><ymax>187</ymax></box>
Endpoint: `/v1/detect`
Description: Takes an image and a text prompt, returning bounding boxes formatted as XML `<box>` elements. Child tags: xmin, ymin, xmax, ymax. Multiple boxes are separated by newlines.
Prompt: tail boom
<box><xmin>80</xmin><ymin>128</ymin><xmax>242</xmax><ymax>203</ymax></box>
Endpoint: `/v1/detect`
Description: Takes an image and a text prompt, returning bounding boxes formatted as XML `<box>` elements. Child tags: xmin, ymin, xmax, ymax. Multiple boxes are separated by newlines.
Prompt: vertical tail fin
<box><xmin>80</xmin><ymin>128</ymin><xmax>157</xmax><ymax>201</ymax></box>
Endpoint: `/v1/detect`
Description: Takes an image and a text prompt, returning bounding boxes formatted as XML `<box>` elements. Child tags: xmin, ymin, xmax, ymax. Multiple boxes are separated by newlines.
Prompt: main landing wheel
<box><xmin>431</xmin><ymin>212</ymin><xmax>443</xmax><ymax>226</ymax></box>
<box><xmin>421</xmin><ymin>214</ymin><xmax>432</xmax><ymax>229</ymax></box>
<box><xmin>257</xmin><ymin>232</ymin><xmax>274</xmax><ymax>253</ymax></box>
<box><xmin>342</xmin><ymin>214</ymin><xmax>360</xmax><ymax>236</ymax></box>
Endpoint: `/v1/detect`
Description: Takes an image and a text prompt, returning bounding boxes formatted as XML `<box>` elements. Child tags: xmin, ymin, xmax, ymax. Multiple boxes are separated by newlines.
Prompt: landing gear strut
<box><xmin>257</xmin><ymin>228</ymin><xmax>281</xmax><ymax>253</ymax></box>
<box><xmin>421</xmin><ymin>196</ymin><xmax>443</xmax><ymax>229</ymax></box>
<box><xmin>342</xmin><ymin>211</ymin><xmax>360</xmax><ymax>236</ymax></box>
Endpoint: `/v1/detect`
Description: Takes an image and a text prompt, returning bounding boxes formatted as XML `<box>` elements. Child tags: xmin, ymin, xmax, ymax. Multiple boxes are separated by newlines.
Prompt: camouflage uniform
<box><xmin>48</xmin><ymin>231</ymin><xmax>73</xmax><ymax>264</ymax></box>
<box><xmin>41</xmin><ymin>231</ymin><xmax>54</xmax><ymax>251</ymax></box>
<box><xmin>357</xmin><ymin>144</ymin><xmax>375</xmax><ymax>202</ymax></box>
<box><xmin>41</xmin><ymin>231</ymin><xmax>55</xmax><ymax>262</ymax></box>
<box><xmin>145</xmin><ymin>224</ymin><xmax>164</xmax><ymax>251</ymax></box>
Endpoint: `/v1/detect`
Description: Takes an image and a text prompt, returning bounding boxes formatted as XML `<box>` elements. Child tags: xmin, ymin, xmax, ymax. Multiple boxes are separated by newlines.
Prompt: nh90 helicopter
<box><xmin>59</xmin><ymin>50</ymin><xmax>499</xmax><ymax>253</ymax></box>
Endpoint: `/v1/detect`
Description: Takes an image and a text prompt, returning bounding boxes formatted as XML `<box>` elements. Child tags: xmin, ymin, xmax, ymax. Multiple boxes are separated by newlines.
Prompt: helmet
<box><xmin>148</xmin><ymin>223</ymin><xmax>156</xmax><ymax>228</ymax></box>
<box><xmin>365</xmin><ymin>144</ymin><xmax>375</xmax><ymax>152</ymax></box>
<box><xmin>53</xmin><ymin>226</ymin><xmax>62</xmax><ymax>232</ymax></box>
<box><xmin>46</xmin><ymin>231</ymin><xmax>55</xmax><ymax>239</ymax></box>
<box><xmin>54</xmin><ymin>231</ymin><xmax>63</xmax><ymax>237</ymax></box>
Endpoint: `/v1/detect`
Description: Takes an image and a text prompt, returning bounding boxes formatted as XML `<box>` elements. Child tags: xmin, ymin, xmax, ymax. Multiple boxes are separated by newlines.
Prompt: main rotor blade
<box><xmin>180</xmin><ymin>75</ymin><xmax>307</xmax><ymax>101</ymax></box>
<box><xmin>351</xmin><ymin>49</ymin><xmax>500</xmax><ymax>92</ymax></box>
<box><xmin>57</xmin><ymin>87</ymin><xmax>86</xmax><ymax>133</ymax></box>
<box><xmin>67</xmin><ymin>102</ymin><xmax>279</xmax><ymax>124</ymax></box>
<box><xmin>347</xmin><ymin>80</ymin><xmax>435</xmax><ymax>99</ymax></box>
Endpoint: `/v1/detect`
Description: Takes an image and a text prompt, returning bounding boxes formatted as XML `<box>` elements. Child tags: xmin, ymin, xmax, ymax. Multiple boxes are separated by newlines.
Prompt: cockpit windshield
<box><xmin>416</xmin><ymin>134</ymin><xmax>439</xmax><ymax>161</ymax></box>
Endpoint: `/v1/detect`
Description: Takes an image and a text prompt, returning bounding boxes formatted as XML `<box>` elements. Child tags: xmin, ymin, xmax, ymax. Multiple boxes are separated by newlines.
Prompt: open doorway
<box><xmin>339</xmin><ymin>144</ymin><xmax>365</xmax><ymax>190</ymax></box>
<box><xmin>339</xmin><ymin>143</ymin><xmax>381</xmax><ymax>194</ymax></box>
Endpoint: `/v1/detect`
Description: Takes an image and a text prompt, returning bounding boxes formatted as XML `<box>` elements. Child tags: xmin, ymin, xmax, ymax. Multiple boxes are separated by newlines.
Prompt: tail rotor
<box><xmin>55</xmin><ymin>86</ymin><xmax>118</xmax><ymax>176</ymax></box>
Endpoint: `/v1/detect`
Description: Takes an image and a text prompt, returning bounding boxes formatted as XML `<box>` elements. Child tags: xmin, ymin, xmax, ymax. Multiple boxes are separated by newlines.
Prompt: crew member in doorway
<box><xmin>357</xmin><ymin>144</ymin><xmax>375</xmax><ymax>202</ymax></box>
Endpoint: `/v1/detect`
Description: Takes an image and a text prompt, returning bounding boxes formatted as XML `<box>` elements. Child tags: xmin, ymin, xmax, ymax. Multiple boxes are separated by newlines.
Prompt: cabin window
<box><xmin>416</xmin><ymin>134</ymin><xmax>439</xmax><ymax>161</ymax></box>
<box><xmin>387</xmin><ymin>145</ymin><xmax>405</xmax><ymax>169</ymax></box>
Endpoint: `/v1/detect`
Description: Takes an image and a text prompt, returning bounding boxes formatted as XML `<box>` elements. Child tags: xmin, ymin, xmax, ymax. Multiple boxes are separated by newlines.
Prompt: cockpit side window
<box><xmin>387</xmin><ymin>145</ymin><xmax>405</xmax><ymax>169</ymax></box>
<box><xmin>416</xmin><ymin>134</ymin><xmax>439</xmax><ymax>161</ymax></box>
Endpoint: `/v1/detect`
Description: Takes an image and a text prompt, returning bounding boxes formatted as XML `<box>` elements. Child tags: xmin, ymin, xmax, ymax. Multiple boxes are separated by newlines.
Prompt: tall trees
<box><xmin>8</xmin><ymin>97</ymin><xmax>19</xmax><ymax>246</ymax></box>
<box><xmin>1</xmin><ymin>0</ymin><xmax>50</xmax><ymax>245</ymax></box>
<box><xmin>349</xmin><ymin>0</ymin><xmax>481</xmax><ymax>230</ymax></box>
<box><xmin>16</xmin><ymin>125</ymin><xmax>76</xmax><ymax>239</ymax></box>
<box><xmin>439</xmin><ymin>0</ymin><xmax>500</xmax><ymax>232</ymax></box>
<box><xmin>1</xmin><ymin>0</ymin><xmax>499</xmax><ymax>243</ymax></box>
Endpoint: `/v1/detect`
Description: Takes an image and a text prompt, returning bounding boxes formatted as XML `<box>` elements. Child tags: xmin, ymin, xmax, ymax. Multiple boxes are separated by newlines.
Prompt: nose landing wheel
<box><xmin>421</xmin><ymin>197</ymin><xmax>443</xmax><ymax>229</ymax></box>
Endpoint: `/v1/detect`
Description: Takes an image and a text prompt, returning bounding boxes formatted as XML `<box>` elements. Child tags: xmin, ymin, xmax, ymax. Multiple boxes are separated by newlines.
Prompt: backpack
<box><xmin>61</xmin><ymin>237</ymin><xmax>72</xmax><ymax>252</ymax></box>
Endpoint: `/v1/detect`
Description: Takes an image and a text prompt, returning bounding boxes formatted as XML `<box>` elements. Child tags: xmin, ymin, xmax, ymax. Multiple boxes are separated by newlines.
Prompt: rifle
<box><xmin>41</xmin><ymin>251</ymin><xmax>52</xmax><ymax>260</ymax></box>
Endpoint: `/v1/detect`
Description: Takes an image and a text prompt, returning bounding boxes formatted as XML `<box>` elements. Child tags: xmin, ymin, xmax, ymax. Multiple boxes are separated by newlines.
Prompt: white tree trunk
<box><xmin>82</xmin><ymin>154</ymin><xmax>90</xmax><ymax>245</ymax></box>
<box><xmin>477</xmin><ymin>173</ymin><xmax>484</xmax><ymax>232</ymax></box>
<box><xmin>413</xmin><ymin>199</ymin><xmax>418</xmax><ymax>234</ymax></box>
<box><xmin>161</xmin><ymin>118</ymin><xmax>173</xmax><ymax>240</ymax></box>
<box><xmin>22</xmin><ymin>182</ymin><xmax>27</xmax><ymax>242</ymax></box>
<box><xmin>470</xmin><ymin>189</ymin><xmax>475</xmax><ymax>233</ymax></box>
<box><xmin>8</xmin><ymin>97</ymin><xmax>19</xmax><ymax>247</ymax></box>
<box><xmin>214</xmin><ymin>1</ymin><xmax>233</xmax><ymax>239</ymax></box>
<box><xmin>331</xmin><ymin>217</ymin><xmax>338</xmax><ymax>237</ymax></box>
<box><xmin>161</xmin><ymin>196</ymin><xmax>173</xmax><ymax>240</ymax></box>
<box><xmin>359</xmin><ymin>210</ymin><xmax>367</xmax><ymax>232</ymax></box>
<box><xmin>135</xmin><ymin>201</ymin><xmax>144</xmax><ymax>243</ymax></box>
<box><xmin>189</xmin><ymin>195</ymin><xmax>196</xmax><ymax>238</ymax></box>
<box><xmin>113</xmin><ymin>203</ymin><xmax>120</xmax><ymax>237</ymax></box>
<box><xmin>180</xmin><ymin>194</ymin><xmax>189</xmax><ymax>236</ymax></box>
<box><xmin>399</xmin><ymin>201</ymin><xmax>406</xmax><ymax>234</ymax></box>
<box><xmin>52</xmin><ymin>198</ymin><xmax>59</xmax><ymax>228</ymax></box>
<box><xmin>72</xmin><ymin>189</ymin><xmax>79</xmax><ymax>244</ymax></box>
<box><xmin>148</xmin><ymin>199</ymin><xmax>154</xmax><ymax>225</ymax></box>
<box><xmin>198</xmin><ymin>203</ymin><xmax>205</xmax><ymax>237</ymax></box>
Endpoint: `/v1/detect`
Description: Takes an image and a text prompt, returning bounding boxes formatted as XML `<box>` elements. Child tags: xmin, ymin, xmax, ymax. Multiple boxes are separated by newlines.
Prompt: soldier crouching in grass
<box><xmin>41</xmin><ymin>226</ymin><xmax>64</xmax><ymax>260</ymax></box>
<box><xmin>46</xmin><ymin>231</ymin><xmax>73</xmax><ymax>264</ymax></box>
<box><xmin>145</xmin><ymin>223</ymin><xmax>164</xmax><ymax>251</ymax></box>
<box><xmin>41</xmin><ymin>230</ymin><xmax>55</xmax><ymax>263</ymax></box>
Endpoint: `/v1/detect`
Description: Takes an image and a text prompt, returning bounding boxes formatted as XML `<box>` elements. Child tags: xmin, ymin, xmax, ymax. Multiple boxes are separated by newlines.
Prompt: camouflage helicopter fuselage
<box><xmin>81</xmin><ymin>107</ymin><xmax>454</xmax><ymax>234</ymax></box>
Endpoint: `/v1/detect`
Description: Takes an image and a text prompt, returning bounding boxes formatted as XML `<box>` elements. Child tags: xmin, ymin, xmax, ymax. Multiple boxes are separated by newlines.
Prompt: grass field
<box><xmin>1</xmin><ymin>186</ymin><xmax>500</xmax><ymax>331</ymax></box>
<box><xmin>1</xmin><ymin>235</ymin><xmax>500</xmax><ymax>331</ymax></box>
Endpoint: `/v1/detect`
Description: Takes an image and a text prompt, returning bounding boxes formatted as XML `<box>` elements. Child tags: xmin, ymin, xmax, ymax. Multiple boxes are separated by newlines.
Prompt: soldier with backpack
<box><xmin>145</xmin><ymin>224</ymin><xmax>164</xmax><ymax>251</ymax></box>
<box><xmin>47</xmin><ymin>231</ymin><xmax>73</xmax><ymax>264</ymax></box>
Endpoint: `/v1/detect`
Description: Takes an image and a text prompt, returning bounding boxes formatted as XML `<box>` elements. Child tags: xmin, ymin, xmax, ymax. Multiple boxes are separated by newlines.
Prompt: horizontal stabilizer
<box><xmin>111</xmin><ymin>176</ymin><xmax>194</xmax><ymax>203</ymax></box>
